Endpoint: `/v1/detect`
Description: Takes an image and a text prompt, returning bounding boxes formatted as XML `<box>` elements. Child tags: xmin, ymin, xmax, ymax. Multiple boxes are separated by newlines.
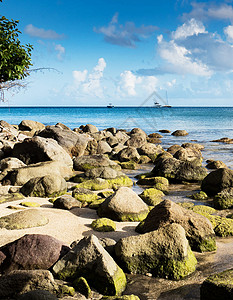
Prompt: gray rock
<box><xmin>213</xmin><ymin>187</ymin><xmax>233</xmax><ymax>209</ymax></box>
<box><xmin>85</xmin><ymin>167</ymin><xmax>123</xmax><ymax>179</ymax></box>
<box><xmin>0</xmin><ymin>120</ymin><xmax>18</xmax><ymax>140</ymax></box>
<box><xmin>125</xmin><ymin>134</ymin><xmax>147</xmax><ymax>148</ymax></box>
<box><xmin>17</xmin><ymin>290</ymin><xmax>58</xmax><ymax>300</ymax></box>
<box><xmin>173</xmin><ymin>147</ymin><xmax>203</xmax><ymax>166</ymax></box>
<box><xmin>73</xmin><ymin>154</ymin><xmax>120</xmax><ymax>171</ymax></box>
<box><xmin>18</xmin><ymin>120</ymin><xmax>45</xmax><ymax>132</ymax></box>
<box><xmin>0</xmin><ymin>209</ymin><xmax>49</xmax><ymax>230</ymax></box>
<box><xmin>171</xmin><ymin>130</ymin><xmax>188</xmax><ymax>136</ymax></box>
<box><xmin>136</xmin><ymin>199</ymin><xmax>216</xmax><ymax>252</ymax></box>
<box><xmin>114</xmin><ymin>131</ymin><xmax>130</xmax><ymax>144</ymax></box>
<box><xmin>0</xmin><ymin>270</ymin><xmax>58</xmax><ymax>298</ymax></box>
<box><xmin>181</xmin><ymin>142</ymin><xmax>204</xmax><ymax>150</ymax></box>
<box><xmin>0</xmin><ymin>157</ymin><xmax>26</xmax><ymax>171</ymax></box>
<box><xmin>201</xmin><ymin>168</ymin><xmax>233</xmax><ymax>196</ymax></box>
<box><xmin>97</xmin><ymin>140</ymin><xmax>112</xmax><ymax>154</ymax></box>
<box><xmin>52</xmin><ymin>234</ymin><xmax>127</xmax><ymax>296</ymax></box>
<box><xmin>38</xmin><ymin>126</ymin><xmax>93</xmax><ymax>157</ymax></box>
<box><xmin>0</xmin><ymin>234</ymin><xmax>69</xmax><ymax>273</ymax></box>
<box><xmin>167</xmin><ymin>144</ymin><xmax>182</xmax><ymax>154</ymax></box>
<box><xmin>12</xmin><ymin>136</ymin><xmax>73</xmax><ymax>168</ymax></box>
<box><xmin>98</xmin><ymin>187</ymin><xmax>149</xmax><ymax>222</ymax></box>
<box><xmin>117</xmin><ymin>147</ymin><xmax>140</xmax><ymax>162</ymax></box>
<box><xmin>206</xmin><ymin>160</ymin><xmax>227</xmax><ymax>169</ymax></box>
<box><xmin>115</xmin><ymin>223</ymin><xmax>197</xmax><ymax>280</ymax></box>
<box><xmin>53</xmin><ymin>195</ymin><xmax>82</xmax><ymax>210</ymax></box>
<box><xmin>82</xmin><ymin>124</ymin><xmax>99</xmax><ymax>133</ymax></box>
<box><xmin>7</xmin><ymin>161</ymin><xmax>73</xmax><ymax>186</ymax></box>
<box><xmin>137</xmin><ymin>143</ymin><xmax>164</xmax><ymax>157</ymax></box>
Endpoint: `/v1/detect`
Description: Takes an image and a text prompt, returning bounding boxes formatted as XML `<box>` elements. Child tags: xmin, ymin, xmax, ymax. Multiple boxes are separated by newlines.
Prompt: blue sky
<box><xmin>2</xmin><ymin>0</ymin><xmax>233</xmax><ymax>106</ymax></box>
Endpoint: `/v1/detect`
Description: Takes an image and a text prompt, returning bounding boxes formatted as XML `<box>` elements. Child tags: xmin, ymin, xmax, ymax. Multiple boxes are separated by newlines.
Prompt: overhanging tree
<box><xmin>0</xmin><ymin>13</ymin><xmax>33</xmax><ymax>101</ymax></box>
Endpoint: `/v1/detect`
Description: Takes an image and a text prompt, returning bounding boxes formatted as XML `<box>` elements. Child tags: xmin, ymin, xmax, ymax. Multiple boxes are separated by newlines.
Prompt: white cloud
<box><xmin>224</xmin><ymin>25</ymin><xmax>233</xmax><ymax>41</ymax></box>
<box><xmin>143</xmin><ymin>76</ymin><xmax>159</xmax><ymax>94</ymax></box>
<box><xmin>94</xmin><ymin>13</ymin><xmax>158</xmax><ymax>48</ymax></box>
<box><xmin>118</xmin><ymin>71</ymin><xmax>142</xmax><ymax>96</ymax></box>
<box><xmin>71</xmin><ymin>58</ymin><xmax>107</xmax><ymax>98</ymax></box>
<box><xmin>25</xmin><ymin>24</ymin><xmax>64</xmax><ymax>39</ymax></box>
<box><xmin>172</xmin><ymin>18</ymin><xmax>206</xmax><ymax>40</ymax></box>
<box><xmin>158</xmin><ymin>36</ymin><xmax>212</xmax><ymax>76</ymax></box>
<box><xmin>54</xmin><ymin>44</ymin><xmax>65</xmax><ymax>60</ymax></box>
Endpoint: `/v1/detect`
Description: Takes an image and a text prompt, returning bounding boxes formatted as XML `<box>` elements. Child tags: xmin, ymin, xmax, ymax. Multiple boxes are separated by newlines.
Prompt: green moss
<box><xmin>119</xmin><ymin>211</ymin><xmax>149</xmax><ymax>222</ymax></box>
<box><xmin>58</xmin><ymin>285</ymin><xmax>75</xmax><ymax>296</ymax></box>
<box><xmin>198</xmin><ymin>236</ymin><xmax>217</xmax><ymax>252</ymax></box>
<box><xmin>213</xmin><ymin>193</ymin><xmax>233</xmax><ymax>209</ymax></box>
<box><xmin>72</xmin><ymin>277</ymin><xmax>91</xmax><ymax>298</ymax></box>
<box><xmin>177</xmin><ymin>202</ymin><xmax>195</xmax><ymax>209</ymax></box>
<box><xmin>89</xmin><ymin>198</ymin><xmax>106</xmax><ymax>209</ymax></box>
<box><xmin>73</xmin><ymin>193</ymin><xmax>98</xmax><ymax>203</ymax></box>
<box><xmin>91</xmin><ymin>218</ymin><xmax>116</xmax><ymax>232</ymax></box>
<box><xmin>139</xmin><ymin>188</ymin><xmax>164</xmax><ymax>206</ymax></box>
<box><xmin>191</xmin><ymin>205</ymin><xmax>216</xmax><ymax>215</ymax></box>
<box><xmin>154</xmin><ymin>182</ymin><xmax>169</xmax><ymax>193</ymax></box>
<box><xmin>109</xmin><ymin>266</ymin><xmax>127</xmax><ymax>296</ymax></box>
<box><xmin>120</xmin><ymin>161</ymin><xmax>138</xmax><ymax>170</ymax></box>
<box><xmin>188</xmin><ymin>191</ymin><xmax>208</xmax><ymax>200</ymax></box>
<box><xmin>107</xmin><ymin>176</ymin><xmax>133</xmax><ymax>190</ymax></box>
<box><xmin>98</xmin><ymin>191</ymin><xmax>114</xmax><ymax>198</ymax></box>
<box><xmin>20</xmin><ymin>201</ymin><xmax>40</xmax><ymax>207</ymax></box>
<box><xmin>156</xmin><ymin>249</ymin><xmax>197</xmax><ymax>280</ymax></box>
<box><xmin>0</xmin><ymin>193</ymin><xmax>24</xmax><ymax>204</ymax></box>
<box><xmin>31</xmin><ymin>190</ymin><xmax>66</xmax><ymax>198</ymax></box>
<box><xmin>79</xmin><ymin>163</ymin><xmax>96</xmax><ymax>171</ymax></box>
<box><xmin>137</xmin><ymin>176</ymin><xmax>169</xmax><ymax>186</ymax></box>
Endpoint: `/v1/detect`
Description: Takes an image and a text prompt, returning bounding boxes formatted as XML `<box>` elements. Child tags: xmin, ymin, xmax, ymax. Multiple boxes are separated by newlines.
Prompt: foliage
<box><xmin>0</xmin><ymin>16</ymin><xmax>33</xmax><ymax>83</ymax></box>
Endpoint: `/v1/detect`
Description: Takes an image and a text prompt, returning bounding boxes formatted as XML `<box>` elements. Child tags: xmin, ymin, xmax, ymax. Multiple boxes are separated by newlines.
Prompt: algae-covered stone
<box><xmin>98</xmin><ymin>187</ymin><xmax>149</xmax><ymax>222</ymax></box>
<box><xmin>74</xmin><ymin>176</ymin><xmax>133</xmax><ymax>191</ymax></box>
<box><xmin>52</xmin><ymin>235</ymin><xmax>127</xmax><ymax>296</ymax></box>
<box><xmin>136</xmin><ymin>176</ymin><xmax>169</xmax><ymax>186</ymax></box>
<box><xmin>0</xmin><ymin>192</ymin><xmax>24</xmax><ymax>204</ymax></box>
<box><xmin>20</xmin><ymin>201</ymin><xmax>40</xmax><ymax>208</ymax></box>
<box><xmin>101</xmin><ymin>296</ymin><xmax>140</xmax><ymax>300</ymax></box>
<box><xmin>0</xmin><ymin>209</ymin><xmax>49</xmax><ymax>230</ymax></box>
<box><xmin>72</xmin><ymin>188</ymin><xmax>99</xmax><ymax>203</ymax></box>
<box><xmin>115</xmin><ymin>223</ymin><xmax>197</xmax><ymax>280</ymax></box>
<box><xmin>191</xmin><ymin>205</ymin><xmax>216</xmax><ymax>215</ymax></box>
<box><xmin>178</xmin><ymin>202</ymin><xmax>194</xmax><ymax>209</ymax></box>
<box><xmin>120</xmin><ymin>161</ymin><xmax>138</xmax><ymax>170</ymax></box>
<box><xmin>200</xmin><ymin>268</ymin><xmax>233</xmax><ymax>300</ymax></box>
<box><xmin>73</xmin><ymin>154</ymin><xmax>120</xmax><ymax>171</ymax></box>
<box><xmin>20</xmin><ymin>174</ymin><xmax>67</xmax><ymax>198</ymax></box>
<box><xmin>136</xmin><ymin>200</ymin><xmax>216</xmax><ymax>252</ymax></box>
<box><xmin>89</xmin><ymin>199</ymin><xmax>106</xmax><ymax>209</ymax></box>
<box><xmin>73</xmin><ymin>277</ymin><xmax>92</xmax><ymax>298</ymax></box>
<box><xmin>139</xmin><ymin>188</ymin><xmax>164</xmax><ymax>206</ymax></box>
<box><xmin>85</xmin><ymin>167</ymin><xmax>123</xmax><ymax>179</ymax></box>
<box><xmin>213</xmin><ymin>187</ymin><xmax>233</xmax><ymax>209</ymax></box>
<box><xmin>91</xmin><ymin>218</ymin><xmax>116</xmax><ymax>232</ymax></box>
<box><xmin>188</xmin><ymin>191</ymin><xmax>208</xmax><ymax>200</ymax></box>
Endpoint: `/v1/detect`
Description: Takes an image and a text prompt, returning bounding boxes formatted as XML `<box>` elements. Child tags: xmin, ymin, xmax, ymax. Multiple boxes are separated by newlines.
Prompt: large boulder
<box><xmin>0</xmin><ymin>157</ymin><xmax>26</xmax><ymax>171</ymax></box>
<box><xmin>0</xmin><ymin>270</ymin><xmax>58</xmax><ymax>298</ymax></box>
<box><xmin>82</xmin><ymin>124</ymin><xmax>99</xmax><ymax>133</ymax></box>
<box><xmin>151</xmin><ymin>152</ymin><xmax>207</xmax><ymax>182</ymax></box>
<box><xmin>52</xmin><ymin>235</ymin><xmax>127</xmax><ymax>296</ymax></box>
<box><xmin>201</xmin><ymin>168</ymin><xmax>233</xmax><ymax>196</ymax></box>
<box><xmin>171</xmin><ymin>130</ymin><xmax>188</xmax><ymax>136</ymax></box>
<box><xmin>200</xmin><ymin>269</ymin><xmax>233</xmax><ymax>300</ymax></box>
<box><xmin>73</xmin><ymin>154</ymin><xmax>120</xmax><ymax>171</ymax></box>
<box><xmin>38</xmin><ymin>126</ymin><xmax>93</xmax><ymax>157</ymax></box>
<box><xmin>18</xmin><ymin>120</ymin><xmax>45</xmax><ymax>133</ymax></box>
<box><xmin>137</xmin><ymin>143</ymin><xmax>164</xmax><ymax>158</ymax></box>
<box><xmin>125</xmin><ymin>134</ymin><xmax>147</xmax><ymax>148</ymax></box>
<box><xmin>98</xmin><ymin>187</ymin><xmax>149</xmax><ymax>222</ymax></box>
<box><xmin>0</xmin><ymin>120</ymin><xmax>18</xmax><ymax>141</ymax></box>
<box><xmin>7</xmin><ymin>161</ymin><xmax>73</xmax><ymax>186</ymax></box>
<box><xmin>213</xmin><ymin>187</ymin><xmax>233</xmax><ymax>209</ymax></box>
<box><xmin>173</xmin><ymin>147</ymin><xmax>203</xmax><ymax>167</ymax></box>
<box><xmin>20</xmin><ymin>174</ymin><xmax>67</xmax><ymax>197</ymax></box>
<box><xmin>0</xmin><ymin>209</ymin><xmax>49</xmax><ymax>230</ymax></box>
<box><xmin>117</xmin><ymin>147</ymin><xmax>140</xmax><ymax>162</ymax></box>
<box><xmin>12</xmin><ymin>136</ymin><xmax>73</xmax><ymax>168</ymax></box>
<box><xmin>115</xmin><ymin>223</ymin><xmax>197</xmax><ymax>280</ymax></box>
<box><xmin>85</xmin><ymin>167</ymin><xmax>123</xmax><ymax>179</ymax></box>
<box><xmin>136</xmin><ymin>200</ymin><xmax>216</xmax><ymax>252</ymax></box>
<box><xmin>0</xmin><ymin>234</ymin><xmax>69</xmax><ymax>273</ymax></box>
<box><xmin>97</xmin><ymin>140</ymin><xmax>112</xmax><ymax>154</ymax></box>
<box><xmin>114</xmin><ymin>131</ymin><xmax>130</xmax><ymax>144</ymax></box>
<box><xmin>53</xmin><ymin>195</ymin><xmax>82</xmax><ymax>210</ymax></box>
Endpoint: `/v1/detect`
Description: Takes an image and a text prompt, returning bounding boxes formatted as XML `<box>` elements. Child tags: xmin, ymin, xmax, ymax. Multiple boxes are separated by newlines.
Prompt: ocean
<box><xmin>1</xmin><ymin>106</ymin><xmax>233</xmax><ymax>167</ymax></box>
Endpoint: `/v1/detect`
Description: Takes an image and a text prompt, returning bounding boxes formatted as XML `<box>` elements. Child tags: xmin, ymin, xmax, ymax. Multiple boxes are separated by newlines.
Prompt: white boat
<box><xmin>107</xmin><ymin>103</ymin><xmax>114</xmax><ymax>108</ymax></box>
<box><xmin>154</xmin><ymin>101</ymin><xmax>162</xmax><ymax>108</ymax></box>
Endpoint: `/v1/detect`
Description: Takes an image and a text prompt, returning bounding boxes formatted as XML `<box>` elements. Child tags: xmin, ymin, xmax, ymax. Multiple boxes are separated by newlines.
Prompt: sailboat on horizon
<box><xmin>151</xmin><ymin>91</ymin><xmax>172</xmax><ymax>108</ymax></box>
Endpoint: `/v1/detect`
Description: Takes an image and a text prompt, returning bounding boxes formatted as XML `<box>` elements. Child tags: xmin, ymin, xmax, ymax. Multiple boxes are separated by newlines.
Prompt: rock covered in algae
<box><xmin>139</xmin><ymin>188</ymin><xmax>165</xmax><ymax>206</ymax></box>
<box><xmin>213</xmin><ymin>187</ymin><xmax>233</xmax><ymax>209</ymax></box>
<box><xmin>101</xmin><ymin>295</ymin><xmax>141</xmax><ymax>300</ymax></box>
<box><xmin>115</xmin><ymin>223</ymin><xmax>197</xmax><ymax>280</ymax></box>
<box><xmin>0</xmin><ymin>209</ymin><xmax>49</xmax><ymax>230</ymax></box>
<box><xmin>52</xmin><ymin>234</ymin><xmax>127</xmax><ymax>296</ymax></box>
<box><xmin>136</xmin><ymin>199</ymin><xmax>216</xmax><ymax>252</ymax></box>
<box><xmin>98</xmin><ymin>187</ymin><xmax>149</xmax><ymax>222</ymax></box>
<box><xmin>91</xmin><ymin>218</ymin><xmax>116</xmax><ymax>232</ymax></box>
<box><xmin>200</xmin><ymin>268</ymin><xmax>233</xmax><ymax>300</ymax></box>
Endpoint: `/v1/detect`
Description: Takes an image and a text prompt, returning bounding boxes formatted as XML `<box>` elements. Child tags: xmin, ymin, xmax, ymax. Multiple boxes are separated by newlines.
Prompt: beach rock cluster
<box><xmin>0</xmin><ymin>119</ymin><xmax>231</xmax><ymax>299</ymax></box>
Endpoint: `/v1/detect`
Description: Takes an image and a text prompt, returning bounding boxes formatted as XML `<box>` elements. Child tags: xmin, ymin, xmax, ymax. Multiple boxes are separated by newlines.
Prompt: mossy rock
<box><xmin>58</xmin><ymin>285</ymin><xmax>75</xmax><ymax>296</ymax></box>
<box><xmin>89</xmin><ymin>199</ymin><xmax>106</xmax><ymax>209</ymax></box>
<box><xmin>139</xmin><ymin>188</ymin><xmax>164</xmax><ymax>206</ymax></box>
<box><xmin>101</xmin><ymin>295</ymin><xmax>140</xmax><ymax>300</ymax></box>
<box><xmin>188</xmin><ymin>191</ymin><xmax>208</xmax><ymax>200</ymax></box>
<box><xmin>73</xmin><ymin>193</ymin><xmax>98</xmax><ymax>204</ymax></box>
<box><xmin>213</xmin><ymin>190</ymin><xmax>233</xmax><ymax>209</ymax></box>
<box><xmin>20</xmin><ymin>201</ymin><xmax>40</xmax><ymax>208</ymax></box>
<box><xmin>91</xmin><ymin>218</ymin><xmax>116</xmax><ymax>232</ymax></box>
<box><xmin>178</xmin><ymin>202</ymin><xmax>195</xmax><ymax>209</ymax></box>
<box><xmin>201</xmin><ymin>268</ymin><xmax>233</xmax><ymax>300</ymax></box>
<box><xmin>72</xmin><ymin>277</ymin><xmax>91</xmax><ymax>298</ymax></box>
<box><xmin>154</xmin><ymin>182</ymin><xmax>169</xmax><ymax>194</ymax></box>
<box><xmin>0</xmin><ymin>193</ymin><xmax>24</xmax><ymax>204</ymax></box>
<box><xmin>98</xmin><ymin>191</ymin><xmax>114</xmax><ymax>198</ymax></box>
<box><xmin>191</xmin><ymin>205</ymin><xmax>216</xmax><ymax>215</ymax></box>
<box><xmin>74</xmin><ymin>176</ymin><xmax>133</xmax><ymax>191</ymax></box>
<box><xmin>137</xmin><ymin>176</ymin><xmax>169</xmax><ymax>186</ymax></box>
<box><xmin>0</xmin><ymin>209</ymin><xmax>49</xmax><ymax>230</ymax></box>
<box><xmin>135</xmin><ymin>172</ymin><xmax>153</xmax><ymax>180</ymax></box>
<box><xmin>120</xmin><ymin>161</ymin><xmax>138</xmax><ymax>170</ymax></box>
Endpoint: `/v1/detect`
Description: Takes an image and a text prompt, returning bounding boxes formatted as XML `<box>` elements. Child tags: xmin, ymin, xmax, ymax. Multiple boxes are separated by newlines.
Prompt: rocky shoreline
<box><xmin>0</xmin><ymin>119</ymin><xmax>232</xmax><ymax>299</ymax></box>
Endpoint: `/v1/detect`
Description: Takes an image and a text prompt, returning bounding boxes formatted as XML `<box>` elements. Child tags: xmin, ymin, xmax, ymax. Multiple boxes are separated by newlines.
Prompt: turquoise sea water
<box><xmin>1</xmin><ymin>106</ymin><xmax>233</xmax><ymax>167</ymax></box>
